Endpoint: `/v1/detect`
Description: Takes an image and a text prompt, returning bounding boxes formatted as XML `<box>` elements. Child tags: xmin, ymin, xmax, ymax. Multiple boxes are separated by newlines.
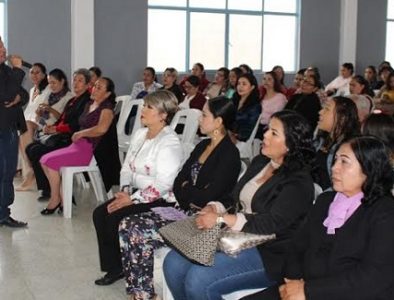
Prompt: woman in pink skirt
<box><xmin>40</xmin><ymin>77</ymin><xmax>116</xmax><ymax>215</ymax></box>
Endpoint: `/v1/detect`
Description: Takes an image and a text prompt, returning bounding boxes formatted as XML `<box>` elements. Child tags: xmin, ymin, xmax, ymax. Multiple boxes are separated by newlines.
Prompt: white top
<box><xmin>130</xmin><ymin>81</ymin><xmax>162</xmax><ymax>100</ymax></box>
<box><xmin>23</xmin><ymin>86</ymin><xmax>51</xmax><ymax>123</ymax></box>
<box><xmin>179</xmin><ymin>94</ymin><xmax>195</xmax><ymax>110</ymax></box>
<box><xmin>325</xmin><ymin>76</ymin><xmax>351</xmax><ymax>96</ymax></box>
<box><xmin>39</xmin><ymin>91</ymin><xmax>74</xmax><ymax>126</ymax></box>
<box><xmin>210</xmin><ymin>163</ymin><xmax>271</xmax><ymax>231</ymax></box>
<box><xmin>120</xmin><ymin>126</ymin><xmax>183</xmax><ymax>203</ymax></box>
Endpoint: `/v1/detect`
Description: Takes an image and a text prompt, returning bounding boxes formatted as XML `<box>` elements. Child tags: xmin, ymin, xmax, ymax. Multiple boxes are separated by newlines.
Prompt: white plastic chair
<box><xmin>170</xmin><ymin>109</ymin><xmax>202</xmax><ymax>144</ymax></box>
<box><xmin>116</xmin><ymin>97</ymin><xmax>144</xmax><ymax>161</ymax></box>
<box><xmin>236</xmin><ymin>115</ymin><xmax>262</xmax><ymax>161</ymax></box>
<box><xmin>181</xmin><ymin>142</ymin><xmax>195</xmax><ymax>165</ymax></box>
<box><xmin>60</xmin><ymin>157</ymin><xmax>106</xmax><ymax>218</ymax></box>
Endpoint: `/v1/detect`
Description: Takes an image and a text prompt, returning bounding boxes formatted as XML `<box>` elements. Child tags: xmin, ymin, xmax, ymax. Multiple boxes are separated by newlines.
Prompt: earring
<box><xmin>213</xmin><ymin>129</ymin><xmax>219</xmax><ymax>141</ymax></box>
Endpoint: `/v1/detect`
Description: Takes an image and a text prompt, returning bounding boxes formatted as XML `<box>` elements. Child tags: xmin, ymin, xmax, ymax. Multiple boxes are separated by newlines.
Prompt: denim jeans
<box><xmin>0</xmin><ymin>128</ymin><xmax>18</xmax><ymax>221</ymax></box>
<box><xmin>163</xmin><ymin>247</ymin><xmax>275</xmax><ymax>300</ymax></box>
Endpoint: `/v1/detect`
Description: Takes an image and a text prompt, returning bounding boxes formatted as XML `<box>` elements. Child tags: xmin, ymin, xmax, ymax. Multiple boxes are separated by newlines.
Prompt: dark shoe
<box><xmin>0</xmin><ymin>216</ymin><xmax>28</xmax><ymax>228</ymax></box>
<box><xmin>37</xmin><ymin>191</ymin><xmax>50</xmax><ymax>202</ymax></box>
<box><xmin>94</xmin><ymin>272</ymin><xmax>124</xmax><ymax>286</ymax></box>
<box><xmin>41</xmin><ymin>203</ymin><xmax>61</xmax><ymax>215</ymax></box>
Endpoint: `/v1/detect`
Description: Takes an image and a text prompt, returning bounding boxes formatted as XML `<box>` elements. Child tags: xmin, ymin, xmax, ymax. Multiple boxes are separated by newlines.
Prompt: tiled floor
<box><xmin>0</xmin><ymin>178</ymin><xmax>133</xmax><ymax>300</ymax></box>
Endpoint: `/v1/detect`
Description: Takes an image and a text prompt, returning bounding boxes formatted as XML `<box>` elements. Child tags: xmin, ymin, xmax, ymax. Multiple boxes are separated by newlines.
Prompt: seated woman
<box><xmin>39</xmin><ymin>77</ymin><xmax>115</xmax><ymax>214</ymax></box>
<box><xmin>130</xmin><ymin>67</ymin><xmax>162</xmax><ymax>99</ymax></box>
<box><xmin>88</xmin><ymin>66</ymin><xmax>102</xmax><ymax>93</ymax></box>
<box><xmin>179</xmin><ymin>62</ymin><xmax>210</xmax><ymax>93</ymax></box>
<box><xmin>225</xmin><ymin>67</ymin><xmax>243</xmax><ymax>99</ymax></box>
<box><xmin>272</xmin><ymin>65</ymin><xmax>288</xmax><ymax>96</ymax></box>
<box><xmin>325</xmin><ymin>63</ymin><xmax>354</xmax><ymax>96</ymax></box>
<box><xmin>25</xmin><ymin>69</ymin><xmax>92</xmax><ymax>201</ymax></box>
<box><xmin>204</xmin><ymin>67</ymin><xmax>230</xmax><ymax>100</ymax></box>
<box><xmin>16</xmin><ymin>63</ymin><xmax>50</xmax><ymax>191</ymax></box>
<box><xmin>160</xmin><ymin>67</ymin><xmax>183</xmax><ymax>103</ymax></box>
<box><xmin>256</xmin><ymin>71</ymin><xmax>287</xmax><ymax>138</ymax></box>
<box><xmin>248</xmin><ymin>136</ymin><xmax>394</xmax><ymax>300</ymax></box>
<box><xmin>230</xmin><ymin>73</ymin><xmax>261</xmax><ymax>144</ymax></box>
<box><xmin>35</xmin><ymin>68</ymin><xmax>73</xmax><ymax>128</ymax></box>
<box><xmin>92</xmin><ymin>90</ymin><xmax>182</xmax><ymax>286</ymax></box>
<box><xmin>377</xmin><ymin>71</ymin><xmax>394</xmax><ymax>104</ymax></box>
<box><xmin>179</xmin><ymin>75</ymin><xmax>207</xmax><ymax>110</ymax></box>
<box><xmin>286</xmin><ymin>68</ymin><xmax>306</xmax><ymax>99</ymax></box>
<box><xmin>163</xmin><ymin>110</ymin><xmax>316</xmax><ymax>300</ymax></box>
<box><xmin>364</xmin><ymin>65</ymin><xmax>379</xmax><ymax>90</ymax></box>
<box><xmin>314</xmin><ymin>96</ymin><xmax>360</xmax><ymax>190</ymax></box>
<box><xmin>284</xmin><ymin>74</ymin><xmax>321</xmax><ymax>130</ymax></box>
<box><xmin>348</xmin><ymin>75</ymin><xmax>375</xmax><ymax>122</ymax></box>
<box><xmin>118</xmin><ymin>96</ymin><xmax>241</xmax><ymax>299</ymax></box>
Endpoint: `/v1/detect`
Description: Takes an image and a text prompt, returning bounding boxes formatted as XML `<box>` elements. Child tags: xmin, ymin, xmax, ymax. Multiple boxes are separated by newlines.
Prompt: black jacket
<box><xmin>173</xmin><ymin>134</ymin><xmax>240</xmax><ymax>211</ymax></box>
<box><xmin>230</xmin><ymin>155</ymin><xmax>315</xmax><ymax>279</ymax></box>
<box><xmin>249</xmin><ymin>192</ymin><xmax>394</xmax><ymax>300</ymax></box>
<box><xmin>0</xmin><ymin>63</ymin><xmax>28</xmax><ymax>133</ymax></box>
<box><xmin>54</xmin><ymin>90</ymin><xmax>91</xmax><ymax>133</ymax></box>
<box><xmin>284</xmin><ymin>92</ymin><xmax>321</xmax><ymax>130</ymax></box>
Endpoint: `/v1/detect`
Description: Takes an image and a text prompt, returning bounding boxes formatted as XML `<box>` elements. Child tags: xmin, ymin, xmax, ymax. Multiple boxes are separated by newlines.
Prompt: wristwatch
<box><xmin>216</xmin><ymin>215</ymin><xmax>226</xmax><ymax>225</ymax></box>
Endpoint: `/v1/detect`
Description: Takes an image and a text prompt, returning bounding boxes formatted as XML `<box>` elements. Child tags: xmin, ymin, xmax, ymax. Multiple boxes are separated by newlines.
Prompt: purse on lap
<box><xmin>159</xmin><ymin>215</ymin><xmax>222</xmax><ymax>266</ymax></box>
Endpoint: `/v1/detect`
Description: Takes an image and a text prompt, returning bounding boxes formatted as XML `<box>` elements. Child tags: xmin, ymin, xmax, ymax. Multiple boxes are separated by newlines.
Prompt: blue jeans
<box><xmin>163</xmin><ymin>247</ymin><xmax>275</xmax><ymax>300</ymax></box>
<box><xmin>0</xmin><ymin>129</ymin><xmax>18</xmax><ymax>221</ymax></box>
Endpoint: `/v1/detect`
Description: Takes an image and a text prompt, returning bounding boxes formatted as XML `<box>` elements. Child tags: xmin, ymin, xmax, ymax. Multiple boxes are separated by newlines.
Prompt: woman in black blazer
<box><xmin>163</xmin><ymin>110</ymin><xmax>316</xmax><ymax>300</ymax></box>
<box><xmin>248</xmin><ymin>136</ymin><xmax>394</xmax><ymax>300</ymax></box>
<box><xmin>115</xmin><ymin>96</ymin><xmax>240</xmax><ymax>299</ymax></box>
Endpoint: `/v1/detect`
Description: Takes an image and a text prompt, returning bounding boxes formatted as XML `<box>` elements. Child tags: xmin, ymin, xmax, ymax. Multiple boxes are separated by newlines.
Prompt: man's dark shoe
<box><xmin>94</xmin><ymin>272</ymin><xmax>124</xmax><ymax>286</ymax></box>
<box><xmin>37</xmin><ymin>191</ymin><xmax>50</xmax><ymax>202</ymax></box>
<box><xmin>0</xmin><ymin>217</ymin><xmax>28</xmax><ymax>228</ymax></box>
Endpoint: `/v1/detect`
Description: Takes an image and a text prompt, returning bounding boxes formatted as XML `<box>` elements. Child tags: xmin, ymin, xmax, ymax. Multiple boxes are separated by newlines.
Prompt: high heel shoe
<box><xmin>41</xmin><ymin>203</ymin><xmax>62</xmax><ymax>215</ymax></box>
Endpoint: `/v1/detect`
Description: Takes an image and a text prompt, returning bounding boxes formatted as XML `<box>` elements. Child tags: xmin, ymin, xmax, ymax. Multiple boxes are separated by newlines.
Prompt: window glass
<box><xmin>190</xmin><ymin>12</ymin><xmax>225</xmax><ymax>69</ymax></box>
<box><xmin>388</xmin><ymin>0</ymin><xmax>394</xmax><ymax>19</ymax></box>
<box><xmin>228</xmin><ymin>14</ymin><xmax>262</xmax><ymax>69</ymax></box>
<box><xmin>189</xmin><ymin>0</ymin><xmax>226</xmax><ymax>9</ymax></box>
<box><xmin>264</xmin><ymin>0</ymin><xmax>297</xmax><ymax>13</ymax></box>
<box><xmin>148</xmin><ymin>0</ymin><xmax>186</xmax><ymax>7</ymax></box>
<box><xmin>228</xmin><ymin>0</ymin><xmax>262</xmax><ymax>11</ymax></box>
<box><xmin>148</xmin><ymin>9</ymin><xmax>186</xmax><ymax>71</ymax></box>
<box><xmin>262</xmin><ymin>15</ymin><xmax>297</xmax><ymax>71</ymax></box>
<box><xmin>385</xmin><ymin>22</ymin><xmax>394</xmax><ymax>64</ymax></box>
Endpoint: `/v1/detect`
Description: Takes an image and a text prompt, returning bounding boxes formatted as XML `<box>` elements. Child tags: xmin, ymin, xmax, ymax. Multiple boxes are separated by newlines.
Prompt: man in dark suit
<box><xmin>0</xmin><ymin>35</ymin><xmax>29</xmax><ymax>227</ymax></box>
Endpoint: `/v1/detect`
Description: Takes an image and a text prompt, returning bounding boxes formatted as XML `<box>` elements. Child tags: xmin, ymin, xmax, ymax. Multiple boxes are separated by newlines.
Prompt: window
<box><xmin>386</xmin><ymin>0</ymin><xmax>394</xmax><ymax>63</ymax></box>
<box><xmin>148</xmin><ymin>0</ymin><xmax>300</xmax><ymax>72</ymax></box>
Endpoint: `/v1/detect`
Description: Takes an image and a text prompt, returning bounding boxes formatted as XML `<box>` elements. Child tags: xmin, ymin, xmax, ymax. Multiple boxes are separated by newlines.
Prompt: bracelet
<box><xmin>216</xmin><ymin>214</ymin><xmax>226</xmax><ymax>225</ymax></box>
<box><xmin>121</xmin><ymin>185</ymin><xmax>130</xmax><ymax>193</ymax></box>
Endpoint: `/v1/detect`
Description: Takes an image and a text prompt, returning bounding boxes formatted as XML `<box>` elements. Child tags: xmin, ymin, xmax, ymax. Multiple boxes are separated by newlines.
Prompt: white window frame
<box><xmin>148</xmin><ymin>0</ymin><xmax>300</xmax><ymax>72</ymax></box>
<box><xmin>386</xmin><ymin>0</ymin><xmax>394</xmax><ymax>62</ymax></box>
<box><xmin>0</xmin><ymin>0</ymin><xmax>7</xmax><ymax>44</ymax></box>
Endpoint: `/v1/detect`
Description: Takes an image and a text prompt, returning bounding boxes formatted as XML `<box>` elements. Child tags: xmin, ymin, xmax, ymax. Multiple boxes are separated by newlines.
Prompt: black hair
<box><xmin>362</xmin><ymin>113</ymin><xmax>394</xmax><ymax>154</ymax></box>
<box><xmin>89</xmin><ymin>66</ymin><xmax>102</xmax><ymax>78</ymax></box>
<box><xmin>239</xmin><ymin>64</ymin><xmax>254</xmax><ymax>75</ymax></box>
<box><xmin>101</xmin><ymin>77</ymin><xmax>116</xmax><ymax>105</ymax></box>
<box><xmin>308</xmin><ymin>74</ymin><xmax>322</xmax><ymax>90</ymax></box>
<box><xmin>320</xmin><ymin>96</ymin><xmax>361</xmax><ymax>150</ymax></box>
<box><xmin>297</xmin><ymin>68</ymin><xmax>307</xmax><ymax>75</ymax></box>
<box><xmin>32</xmin><ymin>62</ymin><xmax>48</xmax><ymax>92</ymax></box>
<box><xmin>352</xmin><ymin>75</ymin><xmax>374</xmax><ymax>97</ymax></box>
<box><xmin>145</xmin><ymin>66</ymin><xmax>156</xmax><ymax>78</ymax></box>
<box><xmin>346</xmin><ymin>136</ymin><xmax>394</xmax><ymax>206</ymax></box>
<box><xmin>342</xmin><ymin>63</ymin><xmax>354</xmax><ymax>75</ymax></box>
<box><xmin>186</xmin><ymin>75</ymin><xmax>200</xmax><ymax>87</ymax></box>
<box><xmin>232</xmin><ymin>73</ymin><xmax>260</xmax><ymax>112</ymax></box>
<box><xmin>378</xmin><ymin>66</ymin><xmax>393</xmax><ymax>76</ymax></box>
<box><xmin>272</xmin><ymin>65</ymin><xmax>285</xmax><ymax>85</ymax></box>
<box><xmin>271</xmin><ymin>110</ymin><xmax>316</xmax><ymax>176</ymax></box>
<box><xmin>48</xmin><ymin>68</ymin><xmax>69</xmax><ymax>91</ymax></box>
<box><xmin>194</xmin><ymin>62</ymin><xmax>204</xmax><ymax>72</ymax></box>
<box><xmin>208</xmin><ymin>96</ymin><xmax>236</xmax><ymax>131</ymax></box>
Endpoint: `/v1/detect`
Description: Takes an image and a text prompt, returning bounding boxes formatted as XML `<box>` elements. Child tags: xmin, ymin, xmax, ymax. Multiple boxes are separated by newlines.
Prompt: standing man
<box><xmin>0</xmin><ymin>35</ymin><xmax>29</xmax><ymax>227</ymax></box>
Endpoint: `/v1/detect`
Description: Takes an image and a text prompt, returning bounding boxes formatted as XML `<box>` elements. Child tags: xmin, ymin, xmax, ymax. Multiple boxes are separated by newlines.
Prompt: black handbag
<box><xmin>34</xmin><ymin>131</ymin><xmax>72</xmax><ymax>148</ymax></box>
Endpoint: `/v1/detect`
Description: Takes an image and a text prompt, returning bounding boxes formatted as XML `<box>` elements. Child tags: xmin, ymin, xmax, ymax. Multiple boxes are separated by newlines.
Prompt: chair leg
<box><xmin>88</xmin><ymin>171</ymin><xmax>105</xmax><ymax>203</ymax></box>
<box><xmin>61</xmin><ymin>170</ymin><xmax>73</xmax><ymax>219</ymax></box>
